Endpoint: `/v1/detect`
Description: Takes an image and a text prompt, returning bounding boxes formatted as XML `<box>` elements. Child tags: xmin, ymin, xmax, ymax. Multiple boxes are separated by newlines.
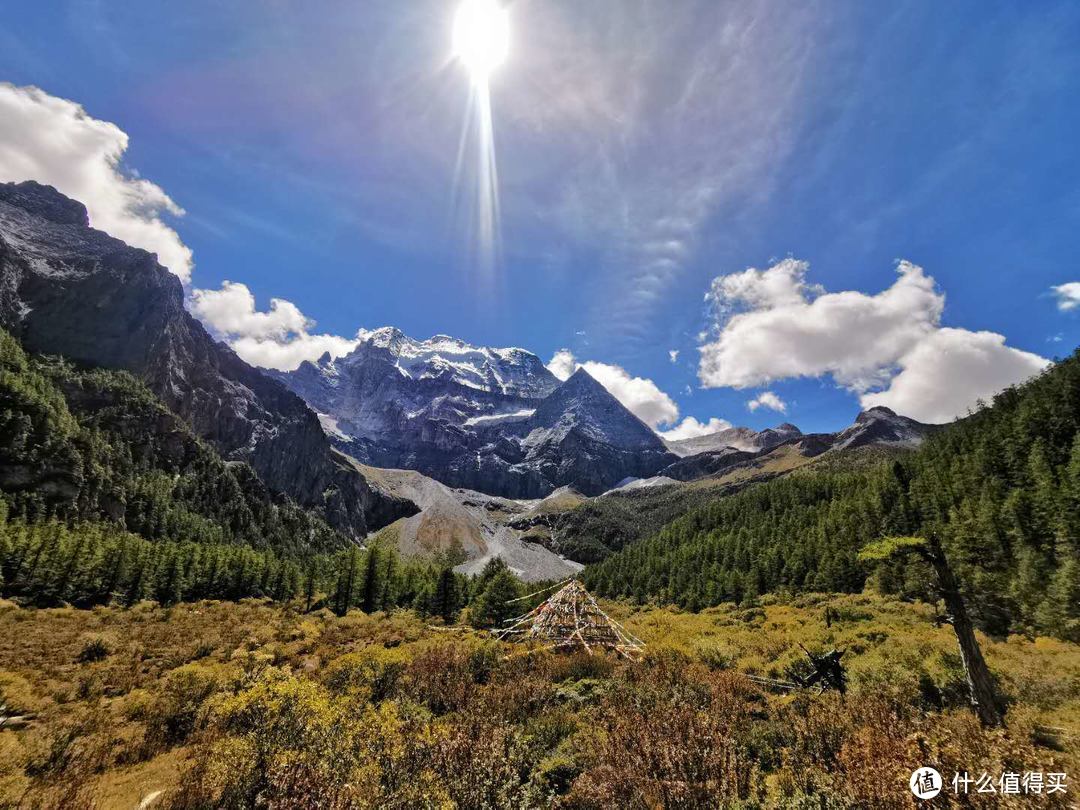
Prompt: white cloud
<box><xmin>191</xmin><ymin>280</ymin><xmax>359</xmax><ymax>371</ymax></box>
<box><xmin>227</xmin><ymin>333</ymin><xmax>360</xmax><ymax>372</ymax></box>
<box><xmin>1052</xmin><ymin>282</ymin><xmax>1080</xmax><ymax>311</ymax></box>
<box><xmin>668</xmin><ymin>349</ymin><xmax>679</xmax><ymax>363</ymax></box>
<box><xmin>0</xmin><ymin>83</ymin><xmax>193</xmax><ymax>281</ymax></box>
<box><xmin>547</xmin><ymin>349</ymin><xmax>577</xmax><ymax>382</ymax></box>
<box><xmin>657</xmin><ymin>416</ymin><xmax>733</xmax><ymax>442</ymax></box>
<box><xmin>860</xmin><ymin>328</ymin><xmax>1049</xmax><ymax>423</ymax></box>
<box><xmin>700</xmin><ymin>260</ymin><xmax>943</xmax><ymax>390</ymax></box>
<box><xmin>191</xmin><ymin>282</ymin><xmax>309</xmax><ymax>340</ymax></box>
<box><xmin>747</xmin><ymin>391</ymin><xmax>787</xmax><ymax>413</ymax></box>
<box><xmin>710</xmin><ymin>258</ymin><xmax>820</xmax><ymax>311</ymax></box>
<box><xmin>698</xmin><ymin>258</ymin><xmax>1050</xmax><ymax>424</ymax></box>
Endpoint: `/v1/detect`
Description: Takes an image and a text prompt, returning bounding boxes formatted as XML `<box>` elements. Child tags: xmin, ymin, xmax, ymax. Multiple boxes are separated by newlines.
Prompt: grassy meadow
<box><xmin>0</xmin><ymin>593</ymin><xmax>1076</xmax><ymax>809</ymax></box>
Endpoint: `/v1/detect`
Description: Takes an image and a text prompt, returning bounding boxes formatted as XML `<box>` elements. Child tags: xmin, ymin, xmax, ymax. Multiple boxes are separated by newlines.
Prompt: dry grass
<box><xmin>0</xmin><ymin>594</ymin><xmax>1075</xmax><ymax>808</ymax></box>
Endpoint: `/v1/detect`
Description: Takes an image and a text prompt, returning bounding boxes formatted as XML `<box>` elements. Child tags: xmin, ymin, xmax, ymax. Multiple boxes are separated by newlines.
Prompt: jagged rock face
<box><xmin>277</xmin><ymin>329</ymin><xmax>556</xmax><ymax>465</ymax></box>
<box><xmin>0</xmin><ymin>181</ymin><xmax>413</xmax><ymax>537</ymax></box>
<box><xmin>511</xmin><ymin>369</ymin><xmax>675</xmax><ymax>496</ymax></box>
<box><xmin>276</xmin><ymin>340</ymin><xmax>676</xmax><ymax>497</ymax></box>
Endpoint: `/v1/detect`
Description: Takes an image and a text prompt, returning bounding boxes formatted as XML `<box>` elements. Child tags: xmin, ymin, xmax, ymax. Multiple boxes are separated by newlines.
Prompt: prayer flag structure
<box><xmin>495</xmin><ymin>578</ymin><xmax>645</xmax><ymax>658</ymax></box>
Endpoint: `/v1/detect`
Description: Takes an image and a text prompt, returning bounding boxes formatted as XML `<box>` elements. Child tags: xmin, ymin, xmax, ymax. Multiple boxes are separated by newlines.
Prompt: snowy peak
<box><xmin>549</xmin><ymin>367</ymin><xmax>609</xmax><ymax>400</ymax></box>
<box><xmin>346</xmin><ymin>326</ymin><xmax>558</xmax><ymax>398</ymax></box>
<box><xmin>854</xmin><ymin>406</ymin><xmax>897</xmax><ymax>423</ymax></box>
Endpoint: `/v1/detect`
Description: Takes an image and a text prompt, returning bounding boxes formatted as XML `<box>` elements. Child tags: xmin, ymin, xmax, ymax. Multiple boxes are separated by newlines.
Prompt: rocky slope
<box><xmin>0</xmin><ymin>181</ymin><xmax>412</xmax><ymax>538</ymax></box>
<box><xmin>276</xmin><ymin>336</ymin><xmax>676</xmax><ymax>497</ymax></box>
<box><xmin>0</xmin><ymin>327</ymin><xmax>350</xmax><ymax>554</ymax></box>
<box><xmin>358</xmin><ymin>464</ymin><xmax>582</xmax><ymax>582</ymax></box>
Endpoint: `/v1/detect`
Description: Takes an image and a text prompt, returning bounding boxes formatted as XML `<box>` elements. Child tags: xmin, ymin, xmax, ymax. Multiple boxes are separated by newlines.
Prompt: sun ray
<box><xmin>450</xmin><ymin>0</ymin><xmax>509</xmax><ymax>289</ymax></box>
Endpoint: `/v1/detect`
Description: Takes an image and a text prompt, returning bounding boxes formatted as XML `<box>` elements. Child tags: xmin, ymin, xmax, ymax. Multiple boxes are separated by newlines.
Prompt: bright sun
<box><xmin>452</xmin><ymin>0</ymin><xmax>510</xmax><ymax>83</ymax></box>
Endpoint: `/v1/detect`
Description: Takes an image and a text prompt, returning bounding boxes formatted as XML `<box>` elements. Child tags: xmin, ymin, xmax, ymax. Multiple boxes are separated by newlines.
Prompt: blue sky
<box><xmin>1</xmin><ymin>1</ymin><xmax>1078</xmax><ymax>435</ymax></box>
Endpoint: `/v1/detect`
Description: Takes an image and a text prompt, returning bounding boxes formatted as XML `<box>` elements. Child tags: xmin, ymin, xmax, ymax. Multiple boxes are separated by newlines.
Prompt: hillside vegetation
<box><xmin>0</xmin><ymin>329</ymin><xmax>343</xmax><ymax>554</ymax></box>
<box><xmin>586</xmin><ymin>352</ymin><xmax>1080</xmax><ymax>640</ymax></box>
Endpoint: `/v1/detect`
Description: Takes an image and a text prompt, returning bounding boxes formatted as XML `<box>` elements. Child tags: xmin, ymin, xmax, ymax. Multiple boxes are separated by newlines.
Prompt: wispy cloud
<box><xmin>135</xmin><ymin>1</ymin><xmax>823</xmax><ymax>353</ymax></box>
<box><xmin>499</xmin><ymin>1</ymin><xmax>823</xmax><ymax>355</ymax></box>
<box><xmin>1051</xmin><ymin>282</ymin><xmax>1080</xmax><ymax>311</ymax></box>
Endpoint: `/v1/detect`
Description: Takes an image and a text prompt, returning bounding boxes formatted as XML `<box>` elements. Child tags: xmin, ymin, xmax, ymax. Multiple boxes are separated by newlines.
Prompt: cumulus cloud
<box><xmin>747</xmin><ymin>391</ymin><xmax>787</xmax><ymax>413</ymax></box>
<box><xmin>192</xmin><ymin>281</ymin><xmax>359</xmax><ymax>371</ymax></box>
<box><xmin>0</xmin><ymin>83</ymin><xmax>193</xmax><ymax>281</ymax></box>
<box><xmin>656</xmin><ymin>416</ymin><xmax>733</xmax><ymax>442</ymax></box>
<box><xmin>698</xmin><ymin>258</ymin><xmax>1050</xmax><ymax>423</ymax></box>
<box><xmin>547</xmin><ymin>349</ymin><xmax>578</xmax><ymax>382</ymax></box>
<box><xmin>860</xmin><ymin>328</ymin><xmax>1049</xmax><ymax>423</ymax></box>
<box><xmin>710</xmin><ymin>258</ymin><xmax>820</xmax><ymax>312</ymax></box>
<box><xmin>191</xmin><ymin>282</ymin><xmax>309</xmax><ymax>340</ymax></box>
<box><xmin>700</xmin><ymin>260</ymin><xmax>943</xmax><ymax>390</ymax></box>
<box><xmin>1051</xmin><ymin>282</ymin><xmax>1080</xmax><ymax>311</ymax></box>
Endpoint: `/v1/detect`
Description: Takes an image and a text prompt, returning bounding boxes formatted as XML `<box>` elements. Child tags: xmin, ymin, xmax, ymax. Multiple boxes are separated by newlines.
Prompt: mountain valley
<box><xmin>0</xmin><ymin>179</ymin><xmax>947</xmax><ymax>582</ymax></box>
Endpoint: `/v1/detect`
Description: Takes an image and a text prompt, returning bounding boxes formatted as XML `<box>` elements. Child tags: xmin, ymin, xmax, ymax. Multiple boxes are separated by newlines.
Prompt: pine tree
<box><xmin>470</xmin><ymin>567</ymin><xmax>522</xmax><ymax>628</ymax></box>
<box><xmin>431</xmin><ymin>567</ymin><xmax>461</xmax><ymax>624</ymax></box>
<box><xmin>362</xmin><ymin>546</ymin><xmax>382</xmax><ymax>613</ymax></box>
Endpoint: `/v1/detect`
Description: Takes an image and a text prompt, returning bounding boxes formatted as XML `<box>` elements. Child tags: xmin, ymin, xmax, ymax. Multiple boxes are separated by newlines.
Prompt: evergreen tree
<box><xmin>470</xmin><ymin>567</ymin><xmax>522</xmax><ymax>629</ymax></box>
<box><xmin>431</xmin><ymin>567</ymin><xmax>462</xmax><ymax>624</ymax></box>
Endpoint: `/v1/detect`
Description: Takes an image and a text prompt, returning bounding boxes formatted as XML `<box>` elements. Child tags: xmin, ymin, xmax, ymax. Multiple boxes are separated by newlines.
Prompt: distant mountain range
<box><xmin>275</xmin><ymin>328</ymin><xmax>936</xmax><ymax>496</ymax></box>
<box><xmin>0</xmin><ymin>180</ymin><xmax>938</xmax><ymax>580</ymax></box>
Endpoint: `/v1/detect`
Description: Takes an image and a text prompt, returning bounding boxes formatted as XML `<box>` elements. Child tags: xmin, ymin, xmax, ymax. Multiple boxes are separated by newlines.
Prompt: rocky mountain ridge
<box><xmin>0</xmin><ymin>180</ymin><xmax>412</xmax><ymax>539</ymax></box>
<box><xmin>664</xmin><ymin>422</ymin><xmax>803</xmax><ymax>456</ymax></box>
<box><xmin>659</xmin><ymin>406</ymin><xmax>934</xmax><ymax>482</ymax></box>
<box><xmin>275</xmin><ymin>311</ymin><xmax>937</xmax><ymax>500</ymax></box>
<box><xmin>275</xmin><ymin>338</ymin><xmax>675</xmax><ymax>497</ymax></box>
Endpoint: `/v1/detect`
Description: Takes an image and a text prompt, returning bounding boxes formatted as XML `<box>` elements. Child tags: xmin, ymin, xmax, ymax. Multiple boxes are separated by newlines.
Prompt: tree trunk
<box><xmin>926</xmin><ymin>536</ymin><xmax>1004</xmax><ymax>727</ymax></box>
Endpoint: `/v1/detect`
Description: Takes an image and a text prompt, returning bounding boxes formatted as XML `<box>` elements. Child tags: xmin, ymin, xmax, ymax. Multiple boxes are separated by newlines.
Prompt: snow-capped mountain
<box><xmin>356</xmin><ymin>327</ymin><xmax>558</xmax><ymax>398</ymax></box>
<box><xmin>272</xmin><ymin>329</ymin><xmax>552</xmax><ymax>461</ymax></box>
<box><xmin>274</xmin><ymin>333</ymin><xmax>674</xmax><ymax>497</ymax></box>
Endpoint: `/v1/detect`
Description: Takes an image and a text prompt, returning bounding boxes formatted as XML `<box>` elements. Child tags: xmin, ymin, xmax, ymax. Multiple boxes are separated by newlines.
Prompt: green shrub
<box><xmin>75</xmin><ymin>637</ymin><xmax>110</xmax><ymax>663</ymax></box>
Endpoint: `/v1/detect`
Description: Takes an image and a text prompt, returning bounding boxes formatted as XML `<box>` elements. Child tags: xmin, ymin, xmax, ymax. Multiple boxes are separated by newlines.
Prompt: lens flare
<box><xmin>451</xmin><ymin>0</ymin><xmax>508</xmax><ymax>286</ymax></box>
<box><xmin>453</xmin><ymin>0</ymin><xmax>510</xmax><ymax>83</ymax></box>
